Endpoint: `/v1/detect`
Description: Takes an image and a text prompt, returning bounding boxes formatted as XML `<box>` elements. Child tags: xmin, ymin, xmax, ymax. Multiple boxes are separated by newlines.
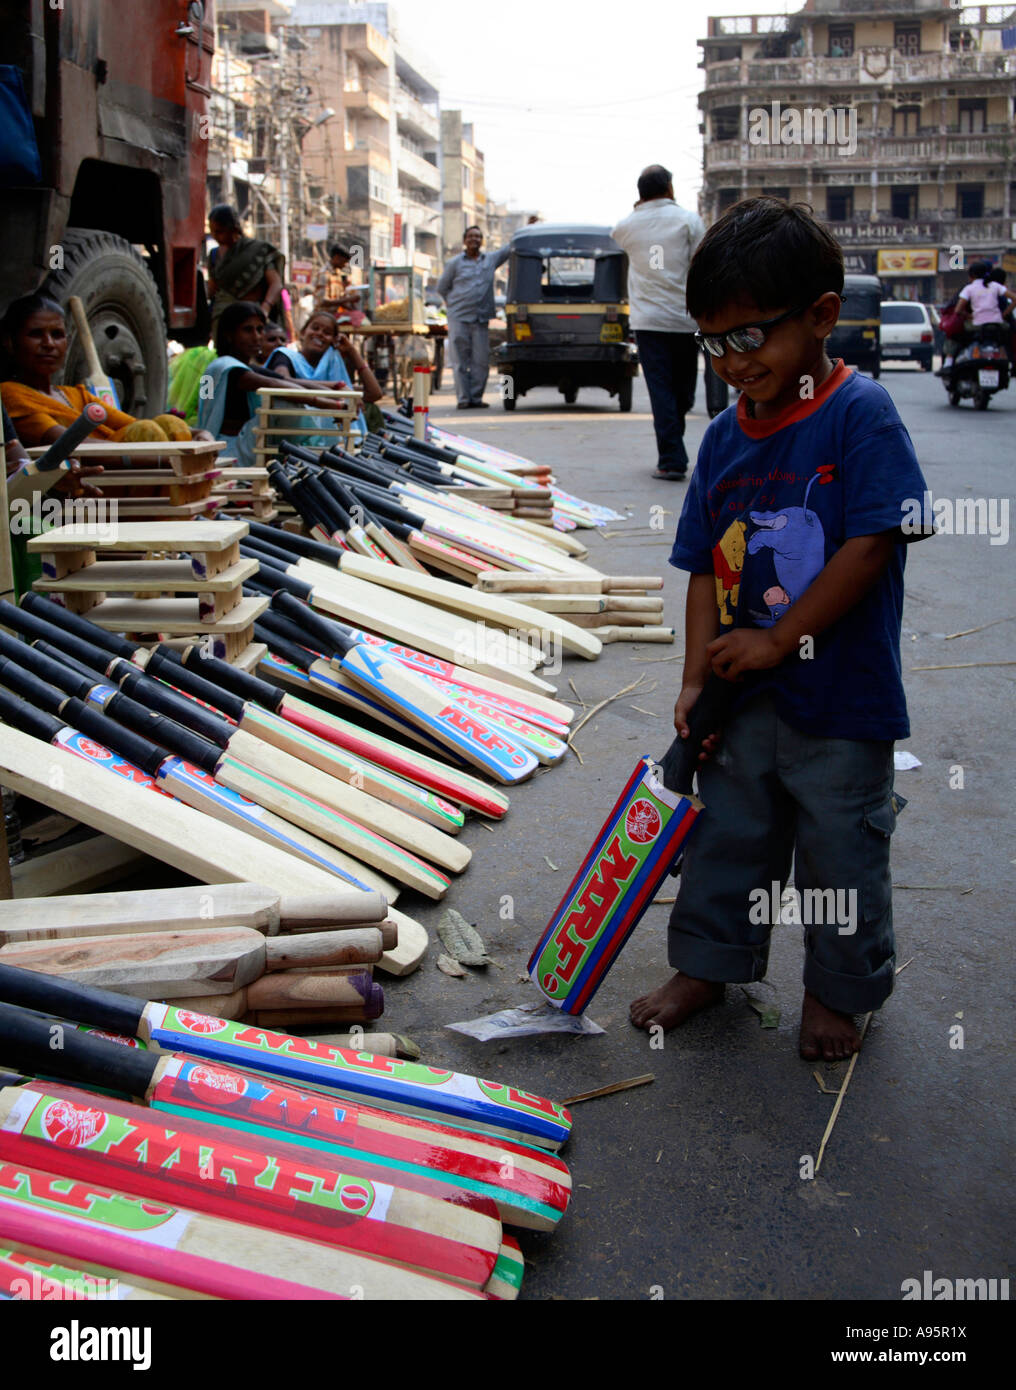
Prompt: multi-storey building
<box><xmin>698</xmin><ymin>1</ymin><xmax>1016</xmax><ymax>302</ymax></box>
<box><xmin>287</xmin><ymin>2</ymin><xmax>442</xmax><ymax>280</ymax></box>
<box><xmin>441</xmin><ymin>112</ymin><xmax>487</xmax><ymax>260</ymax></box>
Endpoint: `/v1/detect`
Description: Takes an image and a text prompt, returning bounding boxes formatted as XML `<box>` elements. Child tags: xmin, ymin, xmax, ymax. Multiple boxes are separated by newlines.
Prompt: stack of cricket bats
<box><xmin>0</xmin><ymin>884</ymin><xmax>390</xmax><ymax>1030</ymax></box>
<box><xmin>475</xmin><ymin>569</ymin><xmax>674</xmax><ymax>644</ymax></box>
<box><xmin>0</xmin><ymin>961</ymin><xmax>574</xmax><ymax>1299</ymax></box>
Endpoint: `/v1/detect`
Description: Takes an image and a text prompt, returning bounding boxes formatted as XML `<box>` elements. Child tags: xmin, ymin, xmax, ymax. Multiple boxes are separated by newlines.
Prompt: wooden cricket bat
<box><xmin>0</xmin><ymin>1006</ymin><xmax>570</xmax><ymax>1231</ymax></box>
<box><xmin>0</xmin><ymin>927</ymin><xmax>385</xmax><ymax>997</ymax></box>
<box><xmin>0</xmin><ymin>965</ymin><xmax>573</xmax><ymax>1150</ymax></box>
<box><xmin>0</xmin><ymin>1244</ymin><xmax>170</xmax><ymax>1301</ymax></box>
<box><xmin>67</xmin><ymin>297</ymin><xmax>119</xmax><ymax>409</ymax></box>
<box><xmin>477</xmin><ymin>571</ymin><xmax>663</xmax><ymax>594</ymax></box>
<box><xmin>0</xmin><ymin>882</ymin><xmax>391</xmax><ymax>946</ymax></box>
<box><xmin>0</xmin><ymin>1074</ymin><xmax>501</xmax><ymax>1290</ymax></box>
<box><xmin>338</xmin><ymin>553</ymin><xmax>604</xmax><ymax>659</ymax></box>
<box><xmin>0</xmin><ymin>1162</ymin><xmax>480</xmax><ymax>1300</ymax></box>
<box><xmin>528</xmin><ymin>678</ymin><xmax>737</xmax><ymax>1013</ymax></box>
<box><xmin>143</xmin><ymin>644</ymin><xmax>466</xmax><ymax>834</ymax></box>
<box><xmin>0</xmin><ymin>634</ymin><xmax>455</xmax><ymax>899</ymax></box>
<box><xmin>0</xmin><ymin>653</ymin><xmax>405</xmax><ymax>901</ymax></box>
<box><xmin>18</xmin><ymin>591</ymin><xmax>489</xmax><ymax>823</ymax></box>
<box><xmin>235</xmin><ymin>569</ymin><xmax>573</xmax><ymax>730</ymax></box>
<box><xmin>273</xmin><ymin>593</ymin><xmax>541</xmax><ymax>785</ymax></box>
<box><xmin>260</xmin><ymin>604</ymin><xmax>568</xmax><ymax>763</ymax></box>
<box><xmin>2</xmin><ymin>601</ymin><xmax>470</xmax><ymax>881</ymax></box>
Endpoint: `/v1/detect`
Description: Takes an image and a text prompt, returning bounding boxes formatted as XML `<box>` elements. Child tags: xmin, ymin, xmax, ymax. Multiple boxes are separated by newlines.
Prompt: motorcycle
<box><xmin>943</xmin><ymin>324</ymin><xmax>1010</xmax><ymax>410</ymax></box>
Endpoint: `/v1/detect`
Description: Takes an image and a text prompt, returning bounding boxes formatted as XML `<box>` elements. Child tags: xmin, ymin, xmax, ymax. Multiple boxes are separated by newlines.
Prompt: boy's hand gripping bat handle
<box><xmin>657</xmin><ymin>673</ymin><xmax>740</xmax><ymax>798</ymax></box>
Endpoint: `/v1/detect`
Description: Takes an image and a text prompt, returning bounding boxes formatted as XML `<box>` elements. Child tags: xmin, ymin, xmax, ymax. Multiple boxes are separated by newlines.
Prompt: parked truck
<box><xmin>1</xmin><ymin>0</ymin><xmax>214</xmax><ymax>414</ymax></box>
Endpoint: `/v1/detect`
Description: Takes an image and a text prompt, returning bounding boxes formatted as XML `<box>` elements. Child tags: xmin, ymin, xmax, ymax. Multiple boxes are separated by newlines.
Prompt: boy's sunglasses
<box><xmin>695</xmin><ymin>304</ymin><xmax>809</xmax><ymax>358</ymax></box>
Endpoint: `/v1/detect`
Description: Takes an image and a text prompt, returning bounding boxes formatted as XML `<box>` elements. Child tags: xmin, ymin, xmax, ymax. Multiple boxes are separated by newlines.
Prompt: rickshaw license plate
<box><xmin>600</xmin><ymin>323</ymin><xmax>623</xmax><ymax>342</ymax></box>
<box><xmin>978</xmin><ymin>370</ymin><xmax>999</xmax><ymax>387</ymax></box>
<box><xmin>862</xmin><ymin>330</ymin><xmax>876</xmax><ymax>339</ymax></box>
<box><xmin>513</xmin><ymin>322</ymin><xmax>532</xmax><ymax>340</ymax></box>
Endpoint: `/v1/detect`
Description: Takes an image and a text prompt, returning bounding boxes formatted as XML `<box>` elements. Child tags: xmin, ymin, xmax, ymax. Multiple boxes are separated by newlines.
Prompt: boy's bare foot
<box><xmin>799</xmin><ymin>990</ymin><xmax>862</xmax><ymax>1061</ymax></box>
<box><xmin>630</xmin><ymin>973</ymin><xmax>724</xmax><ymax>1031</ymax></box>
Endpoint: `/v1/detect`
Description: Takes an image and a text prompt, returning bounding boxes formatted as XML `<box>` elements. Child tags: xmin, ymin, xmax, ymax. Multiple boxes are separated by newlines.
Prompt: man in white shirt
<box><xmin>612</xmin><ymin>166</ymin><xmax>705</xmax><ymax>479</ymax></box>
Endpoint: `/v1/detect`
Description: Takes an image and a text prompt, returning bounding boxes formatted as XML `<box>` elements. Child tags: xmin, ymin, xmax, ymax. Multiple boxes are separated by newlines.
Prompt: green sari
<box><xmin>209</xmin><ymin>236</ymin><xmax>285</xmax><ymax>327</ymax></box>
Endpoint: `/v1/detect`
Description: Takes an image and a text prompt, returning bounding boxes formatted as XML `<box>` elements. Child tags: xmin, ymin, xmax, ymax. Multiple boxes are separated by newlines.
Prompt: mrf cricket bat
<box><xmin>272</xmin><ymin>592</ymin><xmax>540</xmax><ymax>785</ymax></box>
<box><xmin>528</xmin><ymin>675</ymin><xmax>739</xmax><ymax>1014</ymax></box>
<box><xmin>0</xmin><ymin>965</ymin><xmax>572</xmax><ymax>1151</ymax></box>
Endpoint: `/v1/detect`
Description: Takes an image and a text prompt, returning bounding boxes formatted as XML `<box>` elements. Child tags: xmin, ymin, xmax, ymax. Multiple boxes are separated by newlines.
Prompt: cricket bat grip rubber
<box><xmin>659</xmin><ymin>673</ymin><xmax>740</xmax><ymax>796</ymax></box>
<box><xmin>0</xmin><ymin>964</ymin><xmax>144</xmax><ymax>1038</ymax></box>
<box><xmin>33</xmin><ymin>403</ymin><xmax>107</xmax><ymax>471</ymax></box>
<box><xmin>0</xmin><ymin>1000</ymin><xmax>156</xmax><ymax>1096</ymax></box>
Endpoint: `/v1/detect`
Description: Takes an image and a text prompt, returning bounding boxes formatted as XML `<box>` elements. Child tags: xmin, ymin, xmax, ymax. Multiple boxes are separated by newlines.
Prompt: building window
<box><xmin>828</xmin><ymin>26</ymin><xmax>854</xmax><ymax>58</ymax></box>
<box><xmin>894</xmin><ymin>25</ymin><xmax>921</xmax><ymax>56</ymax></box>
<box><xmin>767</xmin><ymin>187</ymin><xmax>790</xmax><ymax>203</ymax></box>
<box><xmin>958</xmin><ymin>185</ymin><xmax>984</xmax><ymax>218</ymax></box>
<box><xmin>462</xmin><ymin>165</ymin><xmax>472</xmax><ymax>192</ymax></box>
<box><xmin>958</xmin><ymin>100</ymin><xmax>986</xmax><ymax>134</ymax></box>
<box><xmin>891</xmin><ymin>187</ymin><xmax>918</xmax><ymax>220</ymax></box>
<box><xmin>893</xmin><ymin>106</ymin><xmax>920</xmax><ymax>137</ymax></box>
<box><xmin>826</xmin><ymin>188</ymin><xmax>853</xmax><ymax>221</ymax></box>
<box><xmin>717</xmin><ymin>188</ymin><xmax>739</xmax><ymax>213</ymax></box>
<box><xmin>712</xmin><ymin>106</ymin><xmax>741</xmax><ymax>140</ymax></box>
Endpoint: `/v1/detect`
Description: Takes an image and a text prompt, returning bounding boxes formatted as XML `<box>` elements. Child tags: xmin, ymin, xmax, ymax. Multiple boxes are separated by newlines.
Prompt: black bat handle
<box><xmin>0</xmin><ymin>1001</ymin><xmax>157</xmax><ymax>1096</ymax></box>
<box><xmin>0</xmin><ymin>964</ymin><xmax>146</xmax><ymax>1038</ymax></box>
<box><xmin>658</xmin><ymin>673</ymin><xmax>740</xmax><ymax>797</ymax></box>
<box><xmin>33</xmin><ymin>403</ymin><xmax>107</xmax><ymax>472</ymax></box>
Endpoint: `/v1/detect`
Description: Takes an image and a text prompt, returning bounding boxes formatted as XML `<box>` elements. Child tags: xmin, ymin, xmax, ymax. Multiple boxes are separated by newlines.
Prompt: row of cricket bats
<box><xmin>0</xmin><ymin>956</ymin><xmax>574</xmax><ymax>1299</ymax></box>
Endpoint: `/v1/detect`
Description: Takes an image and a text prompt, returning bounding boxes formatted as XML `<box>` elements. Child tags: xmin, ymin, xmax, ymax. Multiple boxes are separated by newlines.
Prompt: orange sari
<box><xmin>0</xmin><ymin>382</ymin><xmax>136</xmax><ymax>447</ymax></box>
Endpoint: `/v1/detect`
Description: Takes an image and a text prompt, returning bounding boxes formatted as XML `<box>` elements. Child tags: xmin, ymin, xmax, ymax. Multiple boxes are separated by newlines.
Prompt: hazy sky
<box><xmin>394</xmin><ymin>0</ymin><xmax>794</xmax><ymax>224</ymax></box>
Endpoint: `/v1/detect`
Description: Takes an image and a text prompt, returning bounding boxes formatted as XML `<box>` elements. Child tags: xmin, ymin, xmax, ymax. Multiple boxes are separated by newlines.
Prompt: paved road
<box><xmin>392</xmin><ymin>361</ymin><xmax>1014</xmax><ymax>1303</ymax></box>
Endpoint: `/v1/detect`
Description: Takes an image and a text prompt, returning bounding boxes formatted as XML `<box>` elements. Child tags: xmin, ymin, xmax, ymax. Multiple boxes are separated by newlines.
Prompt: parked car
<box><xmin>880</xmin><ymin>301</ymin><xmax>936</xmax><ymax>371</ymax></box>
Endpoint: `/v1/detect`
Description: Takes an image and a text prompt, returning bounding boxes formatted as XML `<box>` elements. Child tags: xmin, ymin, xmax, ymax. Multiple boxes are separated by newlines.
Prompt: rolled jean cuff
<box><xmin>803</xmin><ymin>951</ymin><xmax>896</xmax><ymax>1014</ymax></box>
<box><xmin>667</xmin><ymin>926</ymin><xmax>770</xmax><ymax>983</ymax></box>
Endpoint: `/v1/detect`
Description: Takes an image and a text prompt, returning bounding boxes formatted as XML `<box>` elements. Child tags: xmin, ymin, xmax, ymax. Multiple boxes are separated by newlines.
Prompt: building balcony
<box><xmin>397</xmin><ymin>145</ymin><xmax>441</xmax><ymax>194</ymax></box>
<box><xmin>704</xmin><ymin>49</ymin><xmax>1014</xmax><ymax>90</ymax></box>
<box><xmin>346</xmin><ymin>133</ymin><xmax>391</xmax><ymax>160</ymax></box>
<box><xmin>344</xmin><ymin>23</ymin><xmax>390</xmax><ymax>71</ymax></box>
<box><xmin>395</xmin><ymin>88</ymin><xmax>440</xmax><ymax>144</ymax></box>
<box><xmin>705</xmin><ymin>130</ymin><xmax>1015</xmax><ymax>172</ymax></box>
<box><xmin>343</xmin><ymin>79</ymin><xmax>390</xmax><ymax>122</ymax></box>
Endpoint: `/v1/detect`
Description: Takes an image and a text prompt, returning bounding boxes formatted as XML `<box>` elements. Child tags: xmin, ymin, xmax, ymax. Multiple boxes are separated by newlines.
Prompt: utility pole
<box><xmin>220</xmin><ymin>31</ymin><xmax>234</xmax><ymax>207</ymax></box>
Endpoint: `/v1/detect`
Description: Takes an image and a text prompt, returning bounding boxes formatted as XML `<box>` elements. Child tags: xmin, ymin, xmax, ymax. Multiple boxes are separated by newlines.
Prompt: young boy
<box><xmin>630</xmin><ymin>199</ymin><xmax>932</xmax><ymax>1061</ymax></box>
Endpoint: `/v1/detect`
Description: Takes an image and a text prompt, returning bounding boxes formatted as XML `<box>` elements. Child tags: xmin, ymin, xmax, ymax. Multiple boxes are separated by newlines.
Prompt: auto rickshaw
<box><xmin>827</xmin><ymin>274</ymin><xmax>883</xmax><ymax>378</ymax></box>
<box><xmin>495</xmin><ymin>224</ymin><xmax>638</xmax><ymax>411</ymax></box>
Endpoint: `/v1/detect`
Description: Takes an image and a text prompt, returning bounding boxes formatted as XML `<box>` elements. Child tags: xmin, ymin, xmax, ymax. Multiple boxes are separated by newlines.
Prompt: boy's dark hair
<box><xmin>637</xmin><ymin>164</ymin><xmax>672</xmax><ymax>201</ymax></box>
<box><xmin>329</xmin><ymin>243</ymin><xmax>350</xmax><ymax>261</ymax></box>
<box><xmin>464</xmin><ymin>225</ymin><xmax>482</xmax><ymax>237</ymax></box>
<box><xmin>687</xmin><ymin>198</ymin><xmax>844</xmax><ymax>321</ymax></box>
<box><xmin>215</xmin><ymin>301</ymin><xmax>265</xmax><ymax>355</ymax></box>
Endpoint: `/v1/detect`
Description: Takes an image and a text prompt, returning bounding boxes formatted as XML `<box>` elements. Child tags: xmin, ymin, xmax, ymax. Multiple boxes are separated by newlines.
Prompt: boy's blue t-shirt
<box><xmin>670</xmin><ymin>362</ymin><xmax>930</xmax><ymax>741</ymax></box>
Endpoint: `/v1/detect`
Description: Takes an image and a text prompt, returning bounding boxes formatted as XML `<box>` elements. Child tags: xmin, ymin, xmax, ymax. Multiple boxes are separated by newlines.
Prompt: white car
<box><xmin>880</xmin><ymin>301</ymin><xmax>936</xmax><ymax>371</ymax></box>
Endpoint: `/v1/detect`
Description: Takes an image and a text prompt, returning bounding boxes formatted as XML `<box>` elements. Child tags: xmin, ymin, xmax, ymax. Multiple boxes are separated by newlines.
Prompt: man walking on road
<box><xmin>437</xmin><ymin>226</ymin><xmax>510</xmax><ymax>408</ymax></box>
<box><xmin>612</xmin><ymin>165</ymin><xmax>705</xmax><ymax>479</ymax></box>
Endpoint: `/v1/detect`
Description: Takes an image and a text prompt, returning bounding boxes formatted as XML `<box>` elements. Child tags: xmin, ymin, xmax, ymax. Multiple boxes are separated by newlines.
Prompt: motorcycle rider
<box><xmin>939</xmin><ymin>261</ymin><xmax>1011</xmax><ymax>380</ymax></box>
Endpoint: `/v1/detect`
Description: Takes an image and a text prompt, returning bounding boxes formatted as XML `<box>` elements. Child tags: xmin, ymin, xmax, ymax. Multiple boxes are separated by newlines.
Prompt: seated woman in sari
<box><xmin>198</xmin><ymin>303</ymin><xmax>341</xmax><ymax>466</ymax></box>
<box><xmin>0</xmin><ymin>294</ymin><xmax>212</xmax><ymax>455</ymax></box>
<box><xmin>265</xmin><ymin>309</ymin><xmax>381</xmax><ymax>441</ymax></box>
<box><xmin>206</xmin><ymin>205</ymin><xmax>285</xmax><ymax>333</ymax></box>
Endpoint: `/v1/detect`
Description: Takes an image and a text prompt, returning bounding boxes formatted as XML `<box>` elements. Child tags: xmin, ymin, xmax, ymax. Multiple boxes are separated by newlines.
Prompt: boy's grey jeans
<box><xmin>669</xmin><ymin>694</ymin><xmax>904</xmax><ymax>1014</ymax></box>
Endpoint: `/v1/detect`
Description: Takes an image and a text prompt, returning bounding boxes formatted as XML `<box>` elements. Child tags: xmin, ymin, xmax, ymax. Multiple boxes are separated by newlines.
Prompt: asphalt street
<box><xmin>388</xmin><ymin>359</ymin><xmax>1015</xmax><ymax>1304</ymax></box>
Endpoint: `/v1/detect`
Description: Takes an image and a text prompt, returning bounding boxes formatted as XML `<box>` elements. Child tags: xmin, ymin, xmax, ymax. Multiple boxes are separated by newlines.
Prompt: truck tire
<box><xmin>42</xmin><ymin>229</ymin><xmax>167</xmax><ymax>417</ymax></box>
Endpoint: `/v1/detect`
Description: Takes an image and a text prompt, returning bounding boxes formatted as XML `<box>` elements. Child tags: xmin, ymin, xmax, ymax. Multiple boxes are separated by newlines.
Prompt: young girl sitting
<box><xmin>198</xmin><ymin>303</ymin><xmax>351</xmax><ymax>465</ymax></box>
<box><xmin>265</xmin><ymin>308</ymin><xmax>381</xmax><ymax>440</ymax></box>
